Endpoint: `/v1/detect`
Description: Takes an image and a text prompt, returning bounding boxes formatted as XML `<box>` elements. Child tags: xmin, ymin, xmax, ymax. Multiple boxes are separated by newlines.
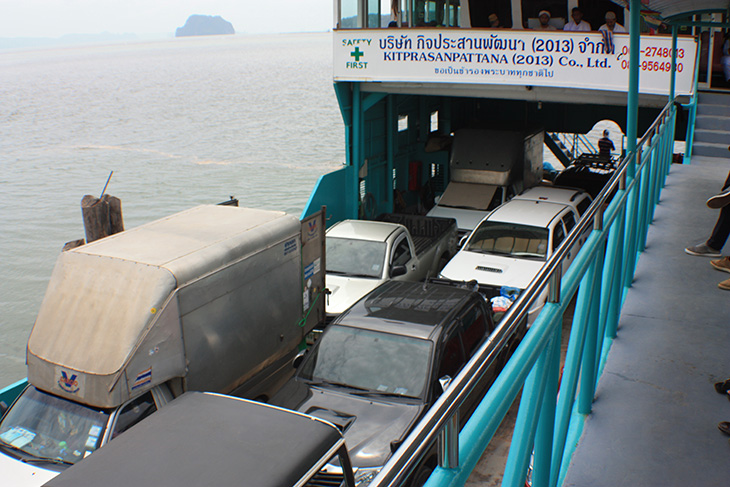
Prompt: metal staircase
<box><xmin>692</xmin><ymin>91</ymin><xmax>730</xmax><ymax>159</ymax></box>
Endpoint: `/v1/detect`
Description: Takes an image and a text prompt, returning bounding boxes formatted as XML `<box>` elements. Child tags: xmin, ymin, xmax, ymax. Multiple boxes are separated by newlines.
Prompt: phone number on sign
<box><xmin>620</xmin><ymin>59</ymin><xmax>683</xmax><ymax>72</ymax></box>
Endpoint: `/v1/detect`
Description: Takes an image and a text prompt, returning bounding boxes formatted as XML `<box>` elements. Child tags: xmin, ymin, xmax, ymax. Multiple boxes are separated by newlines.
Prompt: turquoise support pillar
<box><xmin>550</xmin><ymin>250</ymin><xmax>600</xmax><ymax>487</ymax></box>
<box><xmin>533</xmin><ymin>324</ymin><xmax>561</xmax><ymax>487</ymax></box>
<box><xmin>669</xmin><ymin>25</ymin><xmax>678</xmax><ymax>103</ymax></box>
<box><xmin>605</xmin><ymin>202</ymin><xmax>626</xmax><ymax>339</ymax></box>
<box><xmin>502</xmin><ymin>324</ymin><xmax>559</xmax><ymax>487</ymax></box>
<box><xmin>622</xmin><ymin>0</ymin><xmax>641</xmax><ymax>288</ymax></box>
<box><xmin>626</xmin><ymin>0</ymin><xmax>640</xmax><ymax>158</ymax></box>
<box><xmin>351</xmin><ymin>82</ymin><xmax>362</xmax><ymax>219</ymax></box>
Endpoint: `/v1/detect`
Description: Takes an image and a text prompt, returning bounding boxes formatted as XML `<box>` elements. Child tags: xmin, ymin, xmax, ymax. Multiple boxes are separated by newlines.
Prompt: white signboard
<box><xmin>334</xmin><ymin>30</ymin><xmax>697</xmax><ymax>96</ymax></box>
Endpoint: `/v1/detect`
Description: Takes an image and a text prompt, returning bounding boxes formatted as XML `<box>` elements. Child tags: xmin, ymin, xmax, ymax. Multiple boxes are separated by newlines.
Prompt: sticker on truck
<box><xmin>131</xmin><ymin>367</ymin><xmax>152</xmax><ymax>390</ymax></box>
<box><xmin>57</xmin><ymin>367</ymin><xmax>84</xmax><ymax>395</ymax></box>
<box><xmin>284</xmin><ymin>239</ymin><xmax>298</xmax><ymax>255</ymax></box>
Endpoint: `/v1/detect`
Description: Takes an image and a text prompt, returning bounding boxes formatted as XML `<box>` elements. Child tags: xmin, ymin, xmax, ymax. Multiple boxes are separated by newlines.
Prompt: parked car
<box><xmin>271</xmin><ymin>280</ymin><xmax>506</xmax><ymax>486</ymax></box>
<box><xmin>325</xmin><ymin>214</ymin><xmax>456</xmax><ymax>319</ymax></box>
<box><xmin>440</xmin><ymin>186</ymin><xmax>593</xmax><ymax>323</ymax></box>
<box><xmin>42</xmin><ymin>392</ymin><xmax>356</xmax><ymax>487</ymax></box>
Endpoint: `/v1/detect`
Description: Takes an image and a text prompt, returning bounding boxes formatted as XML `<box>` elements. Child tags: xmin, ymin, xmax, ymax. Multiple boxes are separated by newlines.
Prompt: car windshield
<box><xmin>0</xmin><ymin>386</ymin><xmax>108</xmax><ymax>465</ymax></box>
<box><xmin>466</xmin><ymin>221</ymin><xmax>549</xmax><ymax>260</ymax></box>
<box><xmin>326</xmin><ymin>237</ymin><xmax>387</xmax><ymax>278</ymax></box>
<box><xmin>299</xmin><ymin>325</ymin><xmax>433</xmax><ymax>398</ymax></box>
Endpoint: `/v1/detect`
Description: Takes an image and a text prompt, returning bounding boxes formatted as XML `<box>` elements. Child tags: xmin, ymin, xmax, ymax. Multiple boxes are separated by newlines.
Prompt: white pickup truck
<box><xmin>325</xmin><ymin>214</ymin><xmax>457</xmax><ymax>318</ymax></box>
<box><xmin>439</xmin><ymin>186</ymin><xmax>592</xmax><ymax>323</ymax></box>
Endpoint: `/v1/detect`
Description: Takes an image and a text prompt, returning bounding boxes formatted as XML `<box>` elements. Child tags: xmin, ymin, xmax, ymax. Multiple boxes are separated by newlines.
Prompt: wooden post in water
<box><xmin>81</xmin><ymin>194</ymin><xmax>124</xmax><ymax>244</ymax></box>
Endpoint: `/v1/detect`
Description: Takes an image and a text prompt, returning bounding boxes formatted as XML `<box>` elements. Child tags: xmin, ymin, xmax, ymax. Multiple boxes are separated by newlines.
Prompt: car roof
<box><xmin>486</xmin><ymin>199</ymin><xmax>571</xmax><ymax>228</ymax></box>
<box><xmin>326</xmin><ymin>219</ymin><xmax>401</xmax><ymax>242</ymax></box>
<box><xmin>44</xmin><ymin>392</ymin><xmax>343</xmax><ymax>487</ymax></box>
<box><xmin>512</xmin><ymin>185</ymin><xmax>589</xmax><ymax>209</ymax></box>
<box><xmin>335</xmin><ymin>280</ymin><xmax>477</xmax><ymax>340</ymax></box>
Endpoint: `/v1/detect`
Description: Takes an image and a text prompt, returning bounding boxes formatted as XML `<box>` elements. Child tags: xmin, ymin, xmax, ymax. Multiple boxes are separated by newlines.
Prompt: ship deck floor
<box><xmin>563</xmin><ymin>155</ymin><xmax>730</xmax><ymax>486</ymax></box>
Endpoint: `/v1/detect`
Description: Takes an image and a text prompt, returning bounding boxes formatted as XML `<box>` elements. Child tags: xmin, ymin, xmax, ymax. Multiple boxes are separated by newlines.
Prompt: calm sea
<box><xmin>0</xmin><ymin>32</ymin><xmax>664</xmax><ymax>388</ymax></box>
<box><xmin>0</xmin><ymin>33</ymin><xmax>346</xmax><ymax>386</ymax></box>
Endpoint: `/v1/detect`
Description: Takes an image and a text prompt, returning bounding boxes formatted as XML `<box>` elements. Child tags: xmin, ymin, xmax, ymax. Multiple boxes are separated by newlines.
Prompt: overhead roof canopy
<box><xmin>612</xmin><ymin>0</ymin><xmax>730</xmax><ymax>21</ymax></box>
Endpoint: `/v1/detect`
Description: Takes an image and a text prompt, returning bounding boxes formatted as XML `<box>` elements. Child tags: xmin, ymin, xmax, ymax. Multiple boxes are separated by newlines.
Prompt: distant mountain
<box><xmin>176</xmin><ymin>15</ymin><xmax>235</xmax><ymax>37</ymax></box>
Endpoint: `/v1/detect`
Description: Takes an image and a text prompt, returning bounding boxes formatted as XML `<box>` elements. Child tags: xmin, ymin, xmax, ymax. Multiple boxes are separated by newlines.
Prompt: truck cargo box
<box><xmin>26</xmin><ymin>205</ymin><xmax>324</xmax><ymax>408</ymax></box>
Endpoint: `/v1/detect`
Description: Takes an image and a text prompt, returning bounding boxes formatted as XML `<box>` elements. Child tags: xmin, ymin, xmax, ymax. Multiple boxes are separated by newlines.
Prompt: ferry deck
<box><xmin>561</xmin><ymin>154</ymin><xmax>730</xmax><ymax>487</ymax></box>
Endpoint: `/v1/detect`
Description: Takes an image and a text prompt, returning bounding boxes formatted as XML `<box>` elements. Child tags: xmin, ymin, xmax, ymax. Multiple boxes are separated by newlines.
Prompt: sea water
<box><xmin>0</xmin><ymin>33</ymin><xmax>346</xmax><ymax>385</ymax></box>
<box><xmin>0</xmin><ymin>32</ymin><xmax>638</xmax><ymax>387</ymax></box>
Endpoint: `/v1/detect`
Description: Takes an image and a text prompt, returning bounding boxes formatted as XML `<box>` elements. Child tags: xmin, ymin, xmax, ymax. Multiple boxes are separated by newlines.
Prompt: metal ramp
<box><xmin>563</xmin><ymin>156</ymin><xmax>730</xmax><ymax>486</ymax></box>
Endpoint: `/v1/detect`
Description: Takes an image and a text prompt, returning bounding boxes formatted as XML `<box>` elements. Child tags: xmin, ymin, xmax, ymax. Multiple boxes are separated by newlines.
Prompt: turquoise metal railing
<box><xmin>369</xmin><ymin>99</ymin><xmax>679</xmax><ymax>487</ymax></box>
<box><xmin>683</xmin><ymin>48</ymin><xmax>701</xmax><ymax>164</ymax></box>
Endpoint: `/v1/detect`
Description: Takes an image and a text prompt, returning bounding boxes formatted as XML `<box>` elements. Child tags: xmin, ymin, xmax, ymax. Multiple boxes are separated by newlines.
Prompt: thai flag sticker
<box><xmin>131</xmin><ymin>367</ymin><xmax>152</xmax><ymax>391</ymax></box>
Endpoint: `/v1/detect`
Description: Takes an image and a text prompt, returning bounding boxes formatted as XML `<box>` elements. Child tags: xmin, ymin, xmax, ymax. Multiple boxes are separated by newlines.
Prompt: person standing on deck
<box><xmin>599</xmin><ymin>11</ymin><xmax>627</xmax><ymax>33</ymax></box>
<box><xmin>536</xmin><ymin>10</ymin><xmax>557</xmax><ymax>30</ymax></box>
<box><xmin>564</xmin><ymin>7</ymin><xmax>591</xmax><ymax>32</ymax></box>
<box><xmin>598</xmin><ymin>129</ymin><xmax>615</xmax><ymax>159</ymax></box>
<box><xmin>685</xmin><ymin>150</ymin><xmax>730</xmax><ymax>290</ymax></box>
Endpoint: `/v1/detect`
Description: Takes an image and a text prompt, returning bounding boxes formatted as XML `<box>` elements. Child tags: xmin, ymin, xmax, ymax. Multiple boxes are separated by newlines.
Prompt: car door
<box><xmin>454</xmin><ymin>302</ymin><xmax>495</xmax><ymax>419</ymax></box>
<box><xmin>551</xmin><ymin>218</ymin><xmax>570</xmax><ymax>272</ymax></box>
<box><xmin>105</xmin><ymin>386</ymin><xmax>172</xmax><ymax>444</ymax></box>
<box><xmin>390</xmin><ymin>232</ymin><xmax>418</xmax><ymax>280</ymax></box>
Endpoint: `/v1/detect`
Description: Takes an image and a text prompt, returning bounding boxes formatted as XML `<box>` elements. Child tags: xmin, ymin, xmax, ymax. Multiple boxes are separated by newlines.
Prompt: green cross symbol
<box><xmin>351</xmin><ymin>47</ymin><xmax>364</xmax><ymax>61</ymax></box>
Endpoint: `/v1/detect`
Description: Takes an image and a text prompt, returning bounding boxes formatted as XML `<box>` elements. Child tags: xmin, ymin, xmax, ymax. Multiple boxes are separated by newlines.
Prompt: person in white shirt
<box><xmin>563</xmin><ymin>7</ymin><xmax>591</xmax><ymax>31</ymax></box>
<box><xmin>536</xmin><ymin>10</ymin><xmax>557</xmax><ymax>30</ymax></box>
<box><xmin>599</xmin><ymin>11</ymin><xmax>627</xmax><ymax>33</ymax></box>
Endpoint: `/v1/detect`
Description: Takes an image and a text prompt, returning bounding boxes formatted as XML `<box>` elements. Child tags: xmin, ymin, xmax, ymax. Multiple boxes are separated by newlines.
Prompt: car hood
<box><xmin>271</xmin><ymin>379</ymin><xmax>425</xmax><ymax>468</ymax></box>
<box><xmin>325</xmin><ymin>274</ymin><xmax>383</xmax><ymax>316</ymax></box>
<box><xmin>439</xmin><ymin>251</ymin><xmax>545</xmax><ymax>289</ymax></box>
<box><xmin>426</xmin><ymin>205</ymin><xmax>487</xmax><ymax>233</ymax></box>
<box><xmin>0</xmin><ymin>447</ymin><xmax>61</xmax><ymax>487</ymax></box>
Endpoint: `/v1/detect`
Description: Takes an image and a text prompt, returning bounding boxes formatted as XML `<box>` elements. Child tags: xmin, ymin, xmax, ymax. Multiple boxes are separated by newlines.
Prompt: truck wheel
<box><xmin>409</xmin><ymin>462</ymin><xmax>435</xmax><ymax>487</ymax></box>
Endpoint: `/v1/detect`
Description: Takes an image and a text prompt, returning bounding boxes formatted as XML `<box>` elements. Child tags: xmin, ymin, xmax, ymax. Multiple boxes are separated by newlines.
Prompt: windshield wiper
<box><xmin>0</xmin><ymin>441</ymin><xmax>25</xmax><ymax>460</ymax></box>
<box><xmin>305</xmin><ymin>379</ymin><xmax>369</xmax><ymax>392</ymax></box>
<box><xmin>352</xmin><ymin>390</ymin><xmax>420</xmax><ymax>400</ymax></box>
<box><xmin>22</xmin><ymin>456</ymin><xmax>74</xmax><ymax>466</ymax></box>
<box><xmin>327</xmin><ymin>271</ymin><xmax>378</xmax><ymax>279</ymax></box>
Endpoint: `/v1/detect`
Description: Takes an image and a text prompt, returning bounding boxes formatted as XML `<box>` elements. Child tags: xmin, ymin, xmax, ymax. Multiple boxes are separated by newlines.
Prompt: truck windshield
<box><xmin>326</xmin><ymin>237</ymin><xmax>387</xmax><ymax>278</ymax></box>
<box><xmin>466</xmin><ymin>221</ymin><xmax>549</xmax><ymax>260</ymax></box>
<box><xmin>0</xmin><ymin>386</ymin><xmax>108</xmax><ymax>465</ymax></box>
<box><xmin>299</xmin><ymin>325</ymin><xmax>432</xmax><ymax>399</ymax></box>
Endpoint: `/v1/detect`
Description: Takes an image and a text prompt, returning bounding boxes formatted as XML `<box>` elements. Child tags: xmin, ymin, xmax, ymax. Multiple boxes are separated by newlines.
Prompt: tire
<box><xmin>409</xmin><ymin>462</ymin><xmax>435</xmax><ymax>487</ymax></box>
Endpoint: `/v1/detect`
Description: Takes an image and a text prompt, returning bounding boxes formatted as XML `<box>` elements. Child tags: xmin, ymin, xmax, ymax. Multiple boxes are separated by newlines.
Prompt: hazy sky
<box><xmin>0</xmin><ymin>0</ymin><xmax>334</xmax><ymax>38</ymax></box>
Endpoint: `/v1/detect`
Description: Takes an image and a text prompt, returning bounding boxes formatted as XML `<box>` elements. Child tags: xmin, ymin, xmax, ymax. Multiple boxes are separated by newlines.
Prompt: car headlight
<box><xmin>354</xmin><ymin>467</ymin><xmax>382</xmax><ymax>487</ymax></box>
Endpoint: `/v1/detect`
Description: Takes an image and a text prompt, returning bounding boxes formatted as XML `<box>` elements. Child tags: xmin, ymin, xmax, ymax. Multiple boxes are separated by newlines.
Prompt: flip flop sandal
<box><xmin>718</xmin><ymin>422</ymin><xmax>730</xmax><ymax>436</ymax></box>
<box><xmin>715</xmin><ymin>379</ymin><xmax>730</xmax><ymax>394</ymax></box>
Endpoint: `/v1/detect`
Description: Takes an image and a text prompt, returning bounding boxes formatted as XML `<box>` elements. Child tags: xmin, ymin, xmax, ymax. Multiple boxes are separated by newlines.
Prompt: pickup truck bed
<box><xmin>376</xmin><ymin>213</ymin><xmax>456</xmax><ymax>256</ymax></box>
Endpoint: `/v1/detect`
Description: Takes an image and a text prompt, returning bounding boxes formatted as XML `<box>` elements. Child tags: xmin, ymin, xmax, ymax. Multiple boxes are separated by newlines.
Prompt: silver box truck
<box><xmin>427</xmin><ymin>128</ymin><xmax>544</xmax><ymax>237</ymax></box>
<box><xmin>0</xmin><ymin>204</ymin><xmax>326</xmax><ymax>485</ymax></box>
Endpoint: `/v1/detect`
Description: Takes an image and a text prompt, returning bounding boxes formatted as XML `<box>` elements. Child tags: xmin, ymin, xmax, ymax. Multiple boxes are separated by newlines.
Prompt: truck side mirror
<box><xmin>438</xmin><ymin>375</ymin><xmax>452</xmax><ymax>393</ymax></box>
<box><xmin>0</xmin><ymin>401</ymin><xmax>7</xmax><ymax>417</ymax></box>
<box><xmin>458</xmin><ymin>234</ymin><xmax>469</xmax><ymax>249</ymax></box>
<box><xmin>293</xmin><ymin>349</ymin><xmax>308</xmax><ymax>369</ymax></box>
<box><xmin>391</xmin><ymin>265</ymin><xmax>407</xmax><ymax>277</ymax></box>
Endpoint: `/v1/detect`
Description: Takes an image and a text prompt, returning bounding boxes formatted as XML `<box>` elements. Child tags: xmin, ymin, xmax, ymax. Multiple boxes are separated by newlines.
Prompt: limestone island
<box><xmin>176</xmin><ymin>15</ymin><xmax>235</xmax><ymax>37</ymax></box>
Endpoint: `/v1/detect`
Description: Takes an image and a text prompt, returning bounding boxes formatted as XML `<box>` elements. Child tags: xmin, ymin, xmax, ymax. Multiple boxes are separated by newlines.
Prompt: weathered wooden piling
<box><xmin>81</xmin><ymin>194</ymin><xmax>124</xmax><ymax>244</ymax></box>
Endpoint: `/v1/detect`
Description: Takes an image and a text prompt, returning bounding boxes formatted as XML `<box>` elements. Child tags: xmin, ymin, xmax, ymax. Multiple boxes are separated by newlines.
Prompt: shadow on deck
<box><xmin>563</xmin><ymin>156</ymin><xmax>730</xmax><ymax>486</ymax></box>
